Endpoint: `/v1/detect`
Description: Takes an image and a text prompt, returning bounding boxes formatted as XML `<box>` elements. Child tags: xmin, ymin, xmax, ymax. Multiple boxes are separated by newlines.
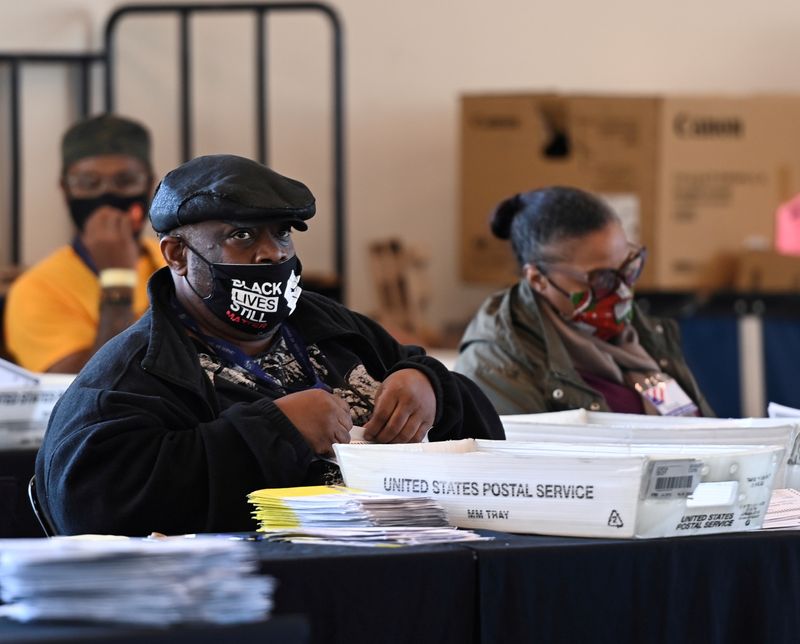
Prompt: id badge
<box><xmin>638</xmin><ymin>375</ymin><xmax>699</xmax><ymax>417</ymax></box>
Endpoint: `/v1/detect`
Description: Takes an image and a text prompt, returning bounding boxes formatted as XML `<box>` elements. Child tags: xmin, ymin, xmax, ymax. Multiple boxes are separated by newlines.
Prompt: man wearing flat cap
<box><xmin>36</xmin><ymin>154</ymin><xmax>504</xmax><ymax>536</ymax></box>
<box><xmin>5</xmin><ymin>114</ymin><xmax>164</xmax><ymax>373</ymax></box>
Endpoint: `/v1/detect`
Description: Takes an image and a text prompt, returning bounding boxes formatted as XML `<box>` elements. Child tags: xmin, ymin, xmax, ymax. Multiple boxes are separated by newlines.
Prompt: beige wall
<box><xmin>4</xmin><ymin>0</ymin><xmax>800</xmax><ymax>331</ymax></box>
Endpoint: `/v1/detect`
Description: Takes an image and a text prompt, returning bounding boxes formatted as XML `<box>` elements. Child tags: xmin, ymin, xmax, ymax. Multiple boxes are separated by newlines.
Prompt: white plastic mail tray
<box><xmin>333</xmin><ymin>439</ymin><xmax>784</xmax><ymax>539</ymax></box>
<box><xmin>0</xmin><ymin>374</ymin><xmax>75</xmax><ymax>448</ymax></box>
<box><xmin>501</xmin><ymin>411</ymin><xmax>800</xmax><ymax>490</ymax></box>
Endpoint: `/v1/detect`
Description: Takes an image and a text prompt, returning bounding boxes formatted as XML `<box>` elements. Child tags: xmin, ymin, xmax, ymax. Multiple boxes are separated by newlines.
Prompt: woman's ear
<box><xmin>523</xmin><ymin>263</ymin><xmax>548</xmax><ymax>294</ymax></box>
<box><xmin>160</xmin><ymin>235</ymin><xmax>188</xmax><ymax>276</ymax></box>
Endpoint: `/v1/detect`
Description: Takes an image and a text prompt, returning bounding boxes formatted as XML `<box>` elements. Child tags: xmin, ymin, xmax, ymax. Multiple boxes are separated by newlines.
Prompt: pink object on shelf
<box><xmin>776</xmin><ymin>194</ymin><xmax>800</xmax><ymax>256</ymax></box>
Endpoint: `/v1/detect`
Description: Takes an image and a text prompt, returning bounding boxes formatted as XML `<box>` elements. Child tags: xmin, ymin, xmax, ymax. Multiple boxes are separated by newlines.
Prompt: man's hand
<box><xmin>81</xmin><ymin>205</ymin><xmax>142</xmax><ymax>271</ymax></box>
<box><xmin>274</xmin><ymin>389</ymin><xmax>352</xmax><ymax>455</ymax></box>
<box><xmin>363</xmin><ymin>368</ymin><xmax>436</xmax><ymax>443</ymax></box>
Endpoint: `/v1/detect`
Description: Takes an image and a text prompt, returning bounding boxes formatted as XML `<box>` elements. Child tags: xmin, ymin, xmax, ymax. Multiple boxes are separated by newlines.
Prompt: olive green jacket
<box><xmin>454</xmin><ymin>280</ymin><xmax>714</xmax><ymax>417</ymax></box>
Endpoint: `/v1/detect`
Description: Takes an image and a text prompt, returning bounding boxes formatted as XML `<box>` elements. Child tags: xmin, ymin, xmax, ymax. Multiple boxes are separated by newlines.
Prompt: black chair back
<box><xmin>28</xmin><ymin>475</ymin><xmax>56</xmax><ymax>537</ymax></box>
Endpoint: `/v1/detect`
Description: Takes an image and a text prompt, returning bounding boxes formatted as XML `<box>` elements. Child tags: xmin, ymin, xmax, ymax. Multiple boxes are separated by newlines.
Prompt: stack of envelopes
<box><xmin>0</xmin><ymin>537</ymin><xmax>274</xmax><ymax>625</ymax></box>
<box><xmin>762</xmin><ymin>488</ymin><xmax>800</xmax><ymax>530</ymax></box>
<box><xmin>248</xmin><ymin>485</ymin><xmax>489</xmax><ymax>546</ymax></box>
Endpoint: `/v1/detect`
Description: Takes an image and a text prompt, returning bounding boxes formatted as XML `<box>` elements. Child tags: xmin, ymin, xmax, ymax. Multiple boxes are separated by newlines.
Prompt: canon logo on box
<box><xmin>470</xmin><ymin>114</ymin><xmax>521</xmax><ymax>129</ymax></box>
<box><xmin>673</xmin><ymin>113</ymin><xmax>744</xmax><ymax>138</ymax></box>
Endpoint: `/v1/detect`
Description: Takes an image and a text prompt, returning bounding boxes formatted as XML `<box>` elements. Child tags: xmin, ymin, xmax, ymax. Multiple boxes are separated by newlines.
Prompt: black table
<box><xmin>4</xmin><ymin>529</ymin><xmax>800</xmax><ymax>644</ymax></box>
<box><xmin>255</xmin><ymin>540</ymin><xmax>478</xmax><ymax>644</ymax></box>
<box><xmin>464</xmin><ymin>530</ymin><xmax>800</xmax><ymax>644</ymax></box>
<box><xmin>0</xmin><ymin>615</ymin><xmax>309</xmax><ymax>643</ymax></box>
<box><xmin>252</xmin><ymin>528</ymin><xmax>800</xmax><ymax>644</ymax></box>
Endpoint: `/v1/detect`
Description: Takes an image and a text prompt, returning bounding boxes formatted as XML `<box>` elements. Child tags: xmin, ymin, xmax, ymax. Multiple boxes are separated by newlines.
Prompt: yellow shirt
<box><xmin>4</xmin><ymin>238</ymin><xmax>165</xmax><ymax>372</ymax></box>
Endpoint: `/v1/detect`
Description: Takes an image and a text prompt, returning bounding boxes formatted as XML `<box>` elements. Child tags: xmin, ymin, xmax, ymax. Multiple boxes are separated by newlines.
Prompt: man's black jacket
<box><xmin>36</xmin><ymin>268</ymin><xmax>504</xmax><ymax>536</ymax></box>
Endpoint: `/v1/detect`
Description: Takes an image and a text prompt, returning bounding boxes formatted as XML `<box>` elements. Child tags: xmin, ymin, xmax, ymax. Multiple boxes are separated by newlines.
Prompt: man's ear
<box><xmin>160</xmin><ymin>235</ymin><xmax>188</xmax><ymax>276</ymax></box>
<box><xmin>523</xmin><ymin>263</ymin><xmax>548</xmax><ymax>295</ymax></box>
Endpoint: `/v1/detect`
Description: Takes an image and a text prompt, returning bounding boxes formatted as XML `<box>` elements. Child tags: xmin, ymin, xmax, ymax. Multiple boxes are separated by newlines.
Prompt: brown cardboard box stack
<box><xmin>460</xmin><ymin>93</ymin><xmax>800</xmax><ymax>291</ymax></box>
<box><xmin>735</xmin><ymin>251</ymin><xmax>800</xmax><ymax>292</ymax></box>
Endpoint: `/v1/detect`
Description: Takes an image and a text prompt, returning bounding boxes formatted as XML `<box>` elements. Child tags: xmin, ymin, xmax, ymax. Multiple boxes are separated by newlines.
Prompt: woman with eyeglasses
<box><xmin>454</xmin><ymin>186</ymin><xmax>713</xmax><ymax>417</ymax></box>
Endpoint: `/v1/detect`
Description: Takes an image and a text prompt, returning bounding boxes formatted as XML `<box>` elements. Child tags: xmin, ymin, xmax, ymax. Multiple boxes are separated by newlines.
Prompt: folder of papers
<box><xmin>334</xmin><ymin>439</ymin><xmax>784</xmax><ymax>539</ymax></box>
<box><xmin>0</xmin><ymin>536</ymin><xmax>274</xmax><ymax>625</ymax></box>
<box><xmin>501</xmin><ymin>409</ymin><xmax>800</xmax><ymax>489</ymax></box>
<box><xmin>247</xmin><ymin>486</ymin><xmax>489</xmax><ymax>546</ymax></box>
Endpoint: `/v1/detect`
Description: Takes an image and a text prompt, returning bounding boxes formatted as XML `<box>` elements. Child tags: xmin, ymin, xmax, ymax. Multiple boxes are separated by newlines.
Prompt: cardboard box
<box><xmin>734</xmin><ymin>250</ymin><xmax>800</xmax><ymax>292</ymax></box>
<box><xmin>460</xmin><ymin>93</ymin><xmax>800</xmax><ymax>290</ymax></box>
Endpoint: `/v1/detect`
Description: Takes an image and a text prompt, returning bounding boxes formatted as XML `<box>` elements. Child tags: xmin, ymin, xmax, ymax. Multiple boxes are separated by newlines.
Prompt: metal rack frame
<box><xmin>1</xmin><ymin>2</ymin><xmax>346</xmax><ymax>295</ymax></box>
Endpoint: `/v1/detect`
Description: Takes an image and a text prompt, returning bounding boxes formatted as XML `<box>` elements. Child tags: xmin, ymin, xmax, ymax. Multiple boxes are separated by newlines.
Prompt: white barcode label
<box><xmin>642</xmin><ymin>460</ymin><xmax>702</xmax><ymax>500</ymax></box>
<box><xmin>655</xmin><ymin>475</ymin><xmax>695</xmax><ymax>491</ymax></box>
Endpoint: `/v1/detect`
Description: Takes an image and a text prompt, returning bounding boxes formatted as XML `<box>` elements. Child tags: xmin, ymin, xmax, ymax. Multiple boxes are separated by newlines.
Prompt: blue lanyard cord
<box><xmin>71</xmin><ymin>237</ymin><xmax>99</xmax><ymax>275</ymax></box>
<box><xmin>280</xmin><ymin>324</ymin><xmax>332</xmax><ymax>393</ymax></box>
<box><xmin>170</xmin><ymin>297</ymin><xmax>330</xmax><ymax>394</ymax></box>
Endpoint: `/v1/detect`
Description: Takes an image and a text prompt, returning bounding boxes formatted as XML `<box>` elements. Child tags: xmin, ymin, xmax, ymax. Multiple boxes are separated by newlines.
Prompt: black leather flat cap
<box><xmin>149</xmin><ymin>154</ymin><xmax>316</xmax><ymax>233</ymax></box>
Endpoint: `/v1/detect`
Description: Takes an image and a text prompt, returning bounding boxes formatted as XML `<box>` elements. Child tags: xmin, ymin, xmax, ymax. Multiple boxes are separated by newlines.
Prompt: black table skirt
<box><xmin>464</xmin><ymin>530</ymin><xmax>800</xmax><ymax>644</ymax></box>
<box><xmin>253</xmin><ymin>529</ymin><xmax>800</xmax><ymax>644</ymax></box>
<box><xmin>256</xmin><ymin>540</ymin><xmax>477</xmax><ymax>644</ymax></box>
<box><xmin>0</xmin><ymin>449</ymin><xmax>43</xmax><ymax>538</ymax></box>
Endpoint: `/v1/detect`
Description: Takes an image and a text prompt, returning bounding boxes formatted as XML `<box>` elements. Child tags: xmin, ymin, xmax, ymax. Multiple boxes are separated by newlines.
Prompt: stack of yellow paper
<box><xmin>247</xmin><ymin>486</ymin><xmax>491</xmax><ymax>546</ymax></box>
<box><xmin>248</xmin><ymin>485</ymin><xmax>449</xmax><ymax>530</ymax></box>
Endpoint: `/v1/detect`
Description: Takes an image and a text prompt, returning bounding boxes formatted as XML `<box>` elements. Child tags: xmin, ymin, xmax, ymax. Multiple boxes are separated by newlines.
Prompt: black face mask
<box><xmin>184</xmin><ymin>243</ymin><xmax>303</xmax><ymax>337</ymax></box>
<box><xmin>67</xmin><ymin>193</ymin><xmax>148</xmax><ymax>232</ymax></box>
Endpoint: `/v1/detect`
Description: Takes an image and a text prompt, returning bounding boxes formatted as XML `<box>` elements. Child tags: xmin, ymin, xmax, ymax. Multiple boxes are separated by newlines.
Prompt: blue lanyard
<box><xmin>171</xmin><ymin>298</ymin><xmax>330</xmax><ymax>394</ymax></box>
<box><xmin>280</xmin><ymin>324</ymin><xmax>332</xmax><ymax>392</ymax></box>
<box><xmin>71</xmin><ymin>237</ymin><xmax>99</xmax><ymax>275</ymax></box>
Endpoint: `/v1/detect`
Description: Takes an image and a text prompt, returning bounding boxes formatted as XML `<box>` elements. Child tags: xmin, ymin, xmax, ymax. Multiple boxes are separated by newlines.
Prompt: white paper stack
<box><xmin>762</xmin><ymin>488</ymin><xmax>800</xmax><ymax>530</ymax></box>
<box><xmin>501</xmin><ymin>410</ymin><xmax>800</xmax><ymax>489</ymax></box>
<box><xmin>768</xmin><ymin>402</ymin><xmax>800</xmax><ymax>419</ymax></box>
<box><xmin>248</xmin><ymin>486</ymin><xmax>488</xmax><ymax>546</ymax></box>
<box><xmin>0</xmin><ymin>537</ymin><xmax>274</xmax><ymax>625</ymax></box>
<box><xmin>334</xmin><ymin>439</ymin><xmax>785</xmax><ymax>539</ymax></box>
<box><xmin>259</xmin><ymin>526</ymin><xmax>491</xmax><ymax>547</ymax></box>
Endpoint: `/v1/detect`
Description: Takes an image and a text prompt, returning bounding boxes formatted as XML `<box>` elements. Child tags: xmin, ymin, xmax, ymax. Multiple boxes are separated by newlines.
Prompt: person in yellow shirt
<box><xmin>4</xmin><ymin>114</ymin><xmax>165</xmax><ymax>373</ymax></box>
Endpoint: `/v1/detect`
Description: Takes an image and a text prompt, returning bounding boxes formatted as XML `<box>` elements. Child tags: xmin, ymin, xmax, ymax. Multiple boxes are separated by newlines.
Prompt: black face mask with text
<box><xmin>67</xmin><ymin>193</ymin><xmax>149</xmax><ymax>234</ymax></box>
<box><xmin>183</xmin><ymin>242</ymin><xmax>303</xmax><ymax>336</ymax></box>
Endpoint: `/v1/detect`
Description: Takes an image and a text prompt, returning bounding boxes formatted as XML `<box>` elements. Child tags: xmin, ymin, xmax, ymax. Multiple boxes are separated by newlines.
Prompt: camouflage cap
<box><xmin>61</xmin><ymin>113</ymin><xmax>151</xmax><ymax>174</ymax></box>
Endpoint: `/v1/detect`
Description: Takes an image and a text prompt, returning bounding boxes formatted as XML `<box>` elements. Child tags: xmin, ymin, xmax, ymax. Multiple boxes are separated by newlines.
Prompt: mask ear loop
<box><xmin>569</xmin><ymin>290</ymin><xmax>594</xmax><ymax>316</ymax></box>
<box><xmin>175</xmin><ymin>235</ymin><xmax>216</xmax><ymax>302</ymax></box>
<box><xmin>537</xmin><ymin>264</ymin><xmax>595</xmax><ymax>317</ymax></box>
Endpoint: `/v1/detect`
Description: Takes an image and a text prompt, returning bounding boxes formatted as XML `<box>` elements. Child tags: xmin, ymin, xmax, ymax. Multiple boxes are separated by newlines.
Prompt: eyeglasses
<box><xmin>538</xmin><ymin>246</ymin><xmax>647</xmax><ymax>300</ymax></box>
<box><xmin>64</xmin><ymin>170</ymin><xmax>150</xmax><ymax>198</ymax></box>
